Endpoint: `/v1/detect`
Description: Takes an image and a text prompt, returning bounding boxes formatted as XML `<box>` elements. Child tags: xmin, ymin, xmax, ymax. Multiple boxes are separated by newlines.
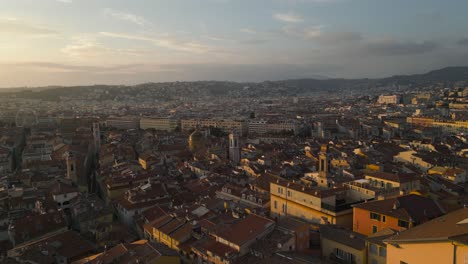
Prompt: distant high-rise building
<box><xmin>229</xmin><ymin>131</ymin><xmax>240</xmax><ymax>165</ymax></box>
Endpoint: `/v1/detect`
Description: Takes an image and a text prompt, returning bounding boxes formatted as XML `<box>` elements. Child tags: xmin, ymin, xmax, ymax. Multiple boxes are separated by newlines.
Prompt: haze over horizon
<box><xmin>2</xmin><ymin>0</ymin><xmax>468</xmax><ymax>87</ymax></box>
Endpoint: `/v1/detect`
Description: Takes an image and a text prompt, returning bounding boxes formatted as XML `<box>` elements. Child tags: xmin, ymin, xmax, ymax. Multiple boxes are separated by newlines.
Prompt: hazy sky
<box><xmin>1</xmin><ymin>0</ymin><xmax>468</xmax><ymax>87</ymax></box>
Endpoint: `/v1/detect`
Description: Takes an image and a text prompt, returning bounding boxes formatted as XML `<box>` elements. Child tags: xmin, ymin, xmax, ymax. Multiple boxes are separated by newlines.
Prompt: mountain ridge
<box><xmin>4</xmin><ymin>66</ymin><xmax>468</xmax><ymax>101</ymax></box>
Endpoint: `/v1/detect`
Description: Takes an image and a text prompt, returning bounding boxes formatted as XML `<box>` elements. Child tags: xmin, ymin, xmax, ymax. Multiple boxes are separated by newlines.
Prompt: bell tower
<box><xmin>66</xmin><ymin>152</ymin><xmax>78</xmax><ymax>183</ymax></box>
<box><xmin>229</xmin><ymin>131</ymin><xmax>240</xmax><ymax>165</ymax></box>
<box><xmin>318</xmin><ymin>145</ymin><xmax>330</xmax><ymax>177</ymax></box>
<box><xmin>93</xmin><ymin>122</ymin><xmax>101</xmax><ymax>155</ymax></box>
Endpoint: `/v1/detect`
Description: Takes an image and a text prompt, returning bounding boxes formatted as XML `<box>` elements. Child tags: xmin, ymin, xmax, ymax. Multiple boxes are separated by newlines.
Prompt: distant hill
<box><xmin>379</xmin><ymin>66</ymin><xmax>468</xmax><ymax>84</ymax></box>
<box><xmin>5</xmin><ymin>66</ymin><xmax>468</xmax><ymax>100</ymax></box>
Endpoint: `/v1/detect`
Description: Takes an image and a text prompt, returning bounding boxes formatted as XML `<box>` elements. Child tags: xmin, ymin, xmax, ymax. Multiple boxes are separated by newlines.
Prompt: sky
<box><xmin>1</xmin><ymin>0</ymin><xmax>468</xmax><ymax>87</ymax></box>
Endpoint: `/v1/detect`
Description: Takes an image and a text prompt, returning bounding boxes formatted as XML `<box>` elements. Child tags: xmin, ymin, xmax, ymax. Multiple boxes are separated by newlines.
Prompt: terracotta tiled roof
<box><xmin>320</xmin><ymin>225</ymin><xmax>366</xmax><ymax>250</ymax></box>
<box><xmin>11</xmin><ymin>231</ymin><xmax>94</xmax><ymax>261</ymax></box>
<box><xmin>214</xmin><ymin>214</ymin><xmax>275</xmax><ymax>246</ymax></box>
<box><xmin>10</xmin><ymin>211</ymin><xmax>67</xmax><ymax>245</ymax></box>
<box><xmin>386</xmin><ymin>208</ymin><xmax>468</xmax><ymax>243</ymax></box>
<box><xmin>192</xmin><ymin>237</ymin><xmax>236</xmax><ymax>258</ymax></box>
<box><xmin>365</xmin><ymin>171</ymin><xmax>419</xmax><ymax>183</ymax></box>
<box><xmin>353</xmin><ymin>194</ymin><xmax>444</xmax><ymax>222</ymax></box>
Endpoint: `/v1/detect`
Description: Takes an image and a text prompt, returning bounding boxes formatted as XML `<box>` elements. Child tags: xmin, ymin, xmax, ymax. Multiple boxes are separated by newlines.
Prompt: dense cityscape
<box><xmin>0</xmin><ymin>66</ymin><xmax>466</xmax><ymax>264</ymax></box>
<box><xmin>2</xmin><ymin>0</ymin><xmax>468</xmax><ymax>263</ymax></box>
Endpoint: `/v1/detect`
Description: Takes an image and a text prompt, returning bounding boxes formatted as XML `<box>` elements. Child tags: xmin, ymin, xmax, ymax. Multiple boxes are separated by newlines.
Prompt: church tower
<box><xmin>66</xmin><ymin>152</ymin><xmax>78</xmax><ymax>183</ymax></box>
<box><xmin>318</xmin><ymin>144</ymin><xmax>331</xmax><ymax>178</ymax></box>
<box><xmin>93</xmin><ymin>122</ymin><xmax>101</xmax><ymax>155</ymax></box>
<box><xmin>229</xmin><ymin>131</ymin><xmax>240</xmax><ymax>165</ymax></box>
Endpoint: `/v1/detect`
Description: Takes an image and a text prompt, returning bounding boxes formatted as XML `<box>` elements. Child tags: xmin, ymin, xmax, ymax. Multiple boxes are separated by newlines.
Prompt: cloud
<box><xmin>308</xmin><ymin>31</ymin><xmax>363</xmax><ymax>45</ymax></box>
<box><xmin>303</xmin><ymin>26</ymin><xmax>323</xmax><ymax>38</ymax></box>
<box><xmin>273</xmin><ymin>12</ymin><xmax>303</xmax><ymax>23</ymax></box>
<box><xmin>56</xmin><ymin>0</ymin><xmax>72</xmax><ymax>3</ymax></box>
<box><xmin>457</xmin><ymin>38</ymin><xmax>468</xmax><ymax>46</ymax></box>
<box><xmin>278</xmin><ymin>0</ymin><xmax>342</xmax><ymax>3</ymax></box>
<box><xmin>103</xmin><ymin>8</ymin><xmax>146</xmax><ymax>26</ymax></box>
<box><xmin>239</xmin><ymin>39</ymin><xmax>268</xmax><ymax>45</ymax></box>
<box><xmin>11</xmin><ymin>62</ymin><xmax>158</xmax><ymax>74</ymax></box>
<box><xmin>240</xmin><ymin>28</ymin><xmax>256</xmax><ymax>34</ymax></box>
<box><xmin>0</xmin><ymin>17</ymin><xmax>57</xmax><ymax>37</ymax></box>
<box><xmin>203</xmin><ymin>35</ymin><xmax>232</xmax><ymax>42</ymax></box>
<box><xmin>365</xmin><ymin>40</ymin><xmax>437</xmax><ymax>56</ymax></box>
<box><xmin>281</xmin><ymin>25</ymin><xmax>362</xmax><ymax>45</ymax></box>
<box><xmin>207</xmin><ymin>0</ymin><xmax>231</xmax><ymax>3</ymax></box>
<box><xmin>100</xmin><ymin>32</ymin><xmax>213</xmax><ymax>54</ymax></box>
<box><xmin>61</xmin><ymin>36</ymin><xmax>145</xmax><ymax>58</ymax></box>
<box><xmin>281</xmin><ymin>25</ymin><xmax>323</xmax><ymax>39</ymax></box>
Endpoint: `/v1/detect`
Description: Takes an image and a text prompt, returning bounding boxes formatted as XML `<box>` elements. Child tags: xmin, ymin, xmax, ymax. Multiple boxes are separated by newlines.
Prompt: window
<box><xmin>274</xmin><ymin>201</ymin><xmax>277</xmax><ymax>209</ymax></box>
<box><xmin>372</xmin><ymin>225</ymin><xmax>378</xmax><ymax>234</ymax></box>
<box><xmin>334</xmin><ymin>248</ymin><xmax>356</xmax><ymax>263</ymax></box>
<box><xmin>398</xmin><ymin>220</ymin><xmax>409</xmax><ymax>228</ymax></box>
<box><xmin>287</xmin><ymin>190</ymin><xmax>291</xmax><ymax>197</ymax></box>
<box><xmin>371</xmin><ymin>260</ymin><xmax>378</xmax><ymax>264</ymax></box>
<box><xmin>382</xmin><ymin>215</ymin><xmax>386</xmax><ymax>223</ymax></box>
<box><xmin>370</xmin><ymin>212</ymin><xmax>381</xmax><ymax>221</ymax></box>
<box><xmin>278</xmin><ymin>187</ymin><xmax>283</xmax><ymax>194</ymax></box>
<box><xmin>379</xmin><ymin>247</ymin><xmax>387</xmax><ymax>257</ymax></box>
<box><xmin>369</xmin><ymin>244</ymin><xmax>378</xmax><ymax>255</ymax></box>
<box><xmin>282</xmin><ymin>204</ymin><xmax>286</xmax><ymax>213</ymax></box>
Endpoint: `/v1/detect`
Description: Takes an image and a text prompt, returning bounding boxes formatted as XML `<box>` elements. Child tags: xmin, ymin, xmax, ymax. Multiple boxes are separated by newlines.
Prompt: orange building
<box><xmin>352</xmin><ymin>194</ymin><xmax>444</xmax><ymax>236</ymax></box>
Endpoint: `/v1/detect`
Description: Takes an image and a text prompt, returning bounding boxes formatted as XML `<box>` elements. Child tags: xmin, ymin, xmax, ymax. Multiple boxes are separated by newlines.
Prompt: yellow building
<box><xmin>406</xmin><ymin>116</ymin><xmax>468</xmax><ymax>133</ymax></box>
<box><xmin>144</xmin><ymin>215</ymin><xmax>192</xmax><ymax>251</ymax></box>
<box><xmin>366</xmin><ymin>229</ymin><xmax>396</xmax><ymax>264</ymax></box>
<box><xmin>270</xmin><ymin>179</ymin><xmax>353</xmax><ymax>227</ymax></box>
<box><xmin>385</xmin><ymin>208</ymin><xmax>468</xmax><ymax>264</ymax></box>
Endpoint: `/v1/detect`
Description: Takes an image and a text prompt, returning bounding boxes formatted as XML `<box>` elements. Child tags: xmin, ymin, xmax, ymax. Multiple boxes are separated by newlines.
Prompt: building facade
<box><xmin>140</xmin><ymin>117</ymin><xmax>179</xmax><ymax>131</ymax></box>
